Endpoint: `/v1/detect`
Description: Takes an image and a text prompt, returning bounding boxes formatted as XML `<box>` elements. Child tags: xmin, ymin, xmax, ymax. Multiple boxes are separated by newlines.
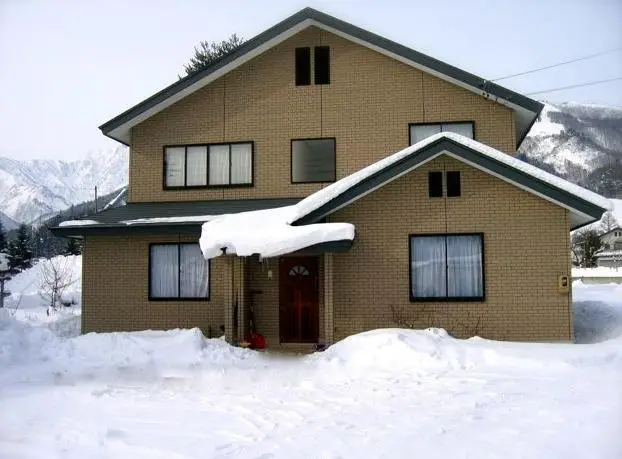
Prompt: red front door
<box><xmin>279</xmin><ymin>257</ymin><xmax>319</xmax><ymax>343</ymax></box>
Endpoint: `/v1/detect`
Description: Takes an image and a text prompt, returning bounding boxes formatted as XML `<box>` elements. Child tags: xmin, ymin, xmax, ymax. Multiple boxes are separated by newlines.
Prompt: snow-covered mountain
<box><xmin>519</xmin><ymin>102</ymin><xmax>622</xmax><ymax>197</ymax></box>
<box><xmin>0</xmin><ymin>147</ymin><xmax>128</xmax><ymax>224</ymax></box>
<box><xmin>0</xmin><ymin>211</ymin><xmax>19</xmax><ymax>231</ymax></box>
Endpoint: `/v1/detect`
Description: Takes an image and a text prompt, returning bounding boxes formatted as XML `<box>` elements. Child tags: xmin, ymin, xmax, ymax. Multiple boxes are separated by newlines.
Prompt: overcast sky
<box><xmin>1</xmin><ymin>0</ymin><xmax>620</xmax><ymax>161</ymax></box>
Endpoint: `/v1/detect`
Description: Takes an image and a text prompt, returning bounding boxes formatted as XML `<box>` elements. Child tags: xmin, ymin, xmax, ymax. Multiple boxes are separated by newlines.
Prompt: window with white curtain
<box><xmin>149</xmin><ymin>243</ymin><xmax>210</xmax><ymax>299</ymax></box>
<box><xmin>410</xmin><ymin>234</ymin><xmax>484</xmax><ymax>301</ymax></box>
<box><xmin>164</xmin><ymin>142</ymin><xmax>252</xmax><ymax>188</ymax></box>
<box><xmin>409</xmin><ymin>122</ymin><xmax>474</xmax><ymax>145</ymax></box>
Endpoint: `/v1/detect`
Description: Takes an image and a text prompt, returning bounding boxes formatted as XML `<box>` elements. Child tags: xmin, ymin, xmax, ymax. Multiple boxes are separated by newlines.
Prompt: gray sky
<box><xmin>1</xmin><ymin>0</ymin><xmax>620</xmax><ymax>160</ymax></box>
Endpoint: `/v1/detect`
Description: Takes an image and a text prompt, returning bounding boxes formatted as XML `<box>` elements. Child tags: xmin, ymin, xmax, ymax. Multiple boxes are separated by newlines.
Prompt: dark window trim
<box><xmin>408</xmin><ymin>232</ymin><xmax>485</xmax><ymax>303</ymax></box>
<box><xmin>408</xmin><ymin>121</ymin><xmax>476</xmax><ymax>145</ymax></box>
<box><xmin>290</xmin><ymin>137</ymin><xmax>337</xmax><ymax>184</ymax></box>
<box><xmin>148</xmin><ymin>242</ymin><xmax>211</xmax><ymax>301</ymax></box>
<box><xmin>163</xmin><ymin>141</ymin><xmax>254</xmax><ymax>190</ymax></box>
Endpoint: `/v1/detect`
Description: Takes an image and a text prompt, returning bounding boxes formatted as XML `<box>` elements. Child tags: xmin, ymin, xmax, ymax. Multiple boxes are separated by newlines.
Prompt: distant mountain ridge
<box><xmin>0</xmin><ymin>147</ymin><xmax>128</xmax><ymax>223</ymax></box>
<box><xmin>518</xmin><ymin>102</ymin><xmax>622</xmax><ymax>197</ymax></box>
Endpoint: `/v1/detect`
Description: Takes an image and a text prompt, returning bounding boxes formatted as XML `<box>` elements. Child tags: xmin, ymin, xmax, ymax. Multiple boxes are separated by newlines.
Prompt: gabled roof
<box><xmin>290</xmin><ymin>132</ymin><xmax>611</xmax><ymax>230</ymax></box>
<box><xmin>100</xmin><ymin>7</ymin><xmax>543</xmax><ymax>148</ymax></box>
<box><xmin>600</xmin><ymin>226</ymin><xmax>622</xmax><ymax>237</ymax></box>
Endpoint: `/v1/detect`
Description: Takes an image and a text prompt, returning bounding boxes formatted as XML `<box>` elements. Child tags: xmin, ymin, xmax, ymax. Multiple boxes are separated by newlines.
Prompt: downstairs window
<box><xmin>149</xmin><ymin>243</ymin><xmax>210</xmax><ymax>300</ymax></box>
<box><xmin>410</xmin><ymin>234</ymin><xmax>484</xmax><ymax>301</ymax></box>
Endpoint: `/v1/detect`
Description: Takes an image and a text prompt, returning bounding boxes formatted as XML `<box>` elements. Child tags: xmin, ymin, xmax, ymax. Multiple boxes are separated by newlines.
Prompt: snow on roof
<box><xmin>58</xmin><ymin>220</ymin><xmax>100</xmax><ymax>227</ymax></box>
<box><xmin>290</xmin><ymin>132</ymin><xmax>612</xmax><ymax>224</ymax></box>
<box><xmin>199</xmin><ymin>206</ymin><xmax>354</xmax><ymax>259</ymax></box>
<box><xmin>121</xmin><ymin>216</ymin><xmax>215</xmax><ymax>225</ymax></box>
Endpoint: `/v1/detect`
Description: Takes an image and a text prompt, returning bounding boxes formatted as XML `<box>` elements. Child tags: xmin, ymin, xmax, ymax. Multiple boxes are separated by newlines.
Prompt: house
<box><xmin>600</xmin><ymin>226</ymin><xmax>622</xmax><ymax>251</ymax></box>
<box><xmin>53</xmin><ymin>8</ymin><xmax>610</xmax><ymax>345</ymax></box>
<box><xmin>596</xmin><ymin>227</ymin><xmax>622</xmax><ymax>268</ymax></box>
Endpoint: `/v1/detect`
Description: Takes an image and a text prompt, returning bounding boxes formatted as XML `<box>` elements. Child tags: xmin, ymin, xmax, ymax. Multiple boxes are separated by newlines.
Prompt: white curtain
<box><xmin>150</xmin><ymin>245</ymin><xmax>179</xmax><ymax>298</ymax></box>
<box><xmin>443</xmin><ymin>122</ymin><xmax>473</xmax><ymax>139</ymax></box>
<box><xmin>180</xmin><ymin>244</ymin><xmax>209</xmax><ymax>298</ymax></box>
<box><xmin>165</xmin><ymin>147</ymin><xmax>185</xmax><ymax>187</ymax></box>
<box><xmin>209</xmin><ymin>145</ymin><xmax>230</xmax><ymax>185</ymax></box>
<box><xmin>447</xmin><ymin>235</ymin><xmax>483</xmax><ymax>297</ymax></box>
<box><xmin>186</xmin><ymin>146</ymin><xmax>207</xmax><ymax>186</ymax></box>
<box><xmin>230</xmin><ymin>143</ymin><xmax>252</xmax><ymax>184</ymax></box>
<box><xmin>410</xmin><ymin>124</ymin><xmax>441</xmax><ymax>144</ymax></box>
<box><xmin>411</xmin><ymin>236</ymin><xmax>446</xmax><ymax>298</ymax></box>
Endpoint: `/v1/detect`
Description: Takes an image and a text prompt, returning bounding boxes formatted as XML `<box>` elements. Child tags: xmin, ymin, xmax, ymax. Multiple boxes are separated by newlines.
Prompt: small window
<box><xmin>428</xmin><ymin>172</ymin><xmax>443</xmax><ymax>198</ymax></box>
<box><xmin>314</xmin><ymin>46</ymin><xmax>330</xmax><ymax>85</ymax></box>
<box><xmin>410</xmin><ymin>234</ymin><xmax>484</xmax><ymax>301</ymax></box>
<box><xmin>410</xmin><ymin>122</ymin><xmax>474</xmax><ymax>145</ymax></box>
<box><xmin>149</xmin><ymin>243</ymin><xmax>210</xmax><ymax>300</ymax></box>
<box><xmin>447</xmin><ymin>171</ymin><xmax>461</xmax><ymax>197</ymax></box>
<box><xmin>164</xmin><ymin>142</ymin><xmax>252</xmax><ymax>188</ymax></box>
<box><xmin>295</xmin><ymin>47</ymin><xmax>311</xmax><ymax>86</ymax></box>
<box><xmin>291</xmin><ymin>138</ymin><xmax>336</xmax><ymax>183</ymax></box>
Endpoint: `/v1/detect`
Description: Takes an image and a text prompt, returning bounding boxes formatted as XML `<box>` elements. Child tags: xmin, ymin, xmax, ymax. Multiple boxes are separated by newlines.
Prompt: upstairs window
<box><xmin>428</xmin><ymin>172</ymin><xmax>443</xmax><ymax>198</ymax></box>
<box><xmin>410</xmin><ymin>234</ymin><xmax>484</xmax><ymax>301</ymax></box>
<box><xmin>295</xmin><ymin>47</ymin><xmax>311</xmax><ymax>86</ymax></box>
<box><xmin>409</xmin><ymin>122</ymin><xmax>474</xmax><ymax>145</ymax></box>
<box><xmin>295</xmin><ymin>46</ymin><xmax>331</xmax><ymax>86</ymax></box>
<box><xmin>314</xmin><ymin>46</ymin><xmax>330</xmax><ymax>85</ymax></box>
<box><xmin>428</xmin><ymin>171</ymin><xmax>461</xmax><ymax>198</ymax></box>
<box><xmin>291</xmin><ymin>138</ymin><xmax>336</xmax><ymax>183</ymax></box>
<box><xmin>446</xmin><ymin>171</ymin><xmax>461</xmax><ymax>197</ymax></box>
<box><xmin>164</xmin><ymin>142</ymin><xmax>253</xmax><ymax>188</ymax></box>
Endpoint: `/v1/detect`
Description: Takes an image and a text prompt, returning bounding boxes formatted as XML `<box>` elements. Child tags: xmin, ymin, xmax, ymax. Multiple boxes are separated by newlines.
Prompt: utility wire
<box><xmin>491</xmin><ymin>47</ymin><xmax>622</xmax><ymax>82</ymax></box>
<box><xmin>524</xmin><ymin>77</ymin><xmax>622</xmax><ymax>96</ymax></box>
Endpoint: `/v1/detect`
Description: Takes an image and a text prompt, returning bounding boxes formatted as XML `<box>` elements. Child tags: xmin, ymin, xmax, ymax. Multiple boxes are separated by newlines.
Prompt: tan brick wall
<box><xmin>82</xmin><ymin>234</ymin><xmax>225</xmax><ymax>336</ymax></box>
<box><xmin>129</xmin><ymin>27</ymin><xmax>515</xmax><ymax>203</ymax></box>
<box><xmin>331</xmin><ymin>155</ymin><xmax>573</xmax><ymax>342</ymax></box>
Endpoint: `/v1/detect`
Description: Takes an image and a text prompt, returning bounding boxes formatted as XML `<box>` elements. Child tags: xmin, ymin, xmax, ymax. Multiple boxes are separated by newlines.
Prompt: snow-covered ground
<box><xmin>1</xmin><ymin>262</ymin><xmax>621</xmax><ymax>458</ymax></box>
<box><xmin>573</xmin><ymin>266</ymin><xmax>622</xmax><ymax>278</ymax></box>
<box><xmin>3</xmin><ymin>255</ymin><xmax>82</xmax><ymax>334</ymax></box>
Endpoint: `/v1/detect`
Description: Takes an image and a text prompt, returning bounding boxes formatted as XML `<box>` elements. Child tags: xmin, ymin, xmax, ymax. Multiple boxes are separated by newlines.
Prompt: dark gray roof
<box><xmin>100</xmin><ymin>7</ymin><xmax>542</xmax><ymax>148</ymax></box>
<box><xmin>292</xmin><ymin>137</ymin><xmax>608</xmax><ymax>230</ymax></box>
<box><xmin>52</xmin><ymin>198</ymin><xmax>300</xmax><ymax>237</ymax></box>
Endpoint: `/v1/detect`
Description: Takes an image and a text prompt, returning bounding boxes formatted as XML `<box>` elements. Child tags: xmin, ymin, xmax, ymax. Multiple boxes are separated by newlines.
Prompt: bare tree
<box><xmin>571</xmin><ymin>228</ymin><xmax>602</xmax><ymax>268</ymax></box>
<box><xmin>39</xmin><ymin>257</ymin><xmax>75</xmax><ymax>315</ymax></box>
<box><xmin>599</xmin><ymin>211</ymin><xmax>618</xmax><ymax>235</ymax></box>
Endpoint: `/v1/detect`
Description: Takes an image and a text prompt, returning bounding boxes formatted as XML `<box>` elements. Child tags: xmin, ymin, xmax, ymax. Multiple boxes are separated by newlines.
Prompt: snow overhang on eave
<box><xmin>99</xmin><ymin>8</ymin><xmax>542</xmax><ymax>148</ymax></box>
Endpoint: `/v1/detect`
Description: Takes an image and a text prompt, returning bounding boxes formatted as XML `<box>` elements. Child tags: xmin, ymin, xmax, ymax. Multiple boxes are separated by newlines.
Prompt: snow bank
<box><xmin>573</xmin><ymin>281</ymin><xmax>622</xmax><ymax>343</ymax></box>
<box><xmin>5</xmin><ymin>255</ymin><xmax>82</xmax><ymax>326</ymax></box>
<box><xmin>199</xmin><ymin>205</ymin><xmax>354</xmax><ymax>259</ymax></box>
<box><xmin>573</xmin><ymin>266</ymin><xmax>622</xmax><ymax>278</ymax></box>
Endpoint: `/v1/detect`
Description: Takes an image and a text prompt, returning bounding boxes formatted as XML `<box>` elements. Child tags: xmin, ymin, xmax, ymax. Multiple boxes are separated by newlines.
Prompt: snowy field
<box><xmin>1</xmin><ymin>258</ymin><xmax>621</xmax><ymax>458</ymax></box>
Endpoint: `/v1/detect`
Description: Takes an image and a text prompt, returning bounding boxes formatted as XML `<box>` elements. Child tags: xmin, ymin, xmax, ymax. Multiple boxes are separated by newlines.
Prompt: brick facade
<box><xmin>81</xmin><ymin>26</ymin><xmax>573</xmax><ymax>343</ymax></box>
<box><xmin>130</xmin><ymin>27</ymin><xmax>515</xmax><ymax>203</ymax></box>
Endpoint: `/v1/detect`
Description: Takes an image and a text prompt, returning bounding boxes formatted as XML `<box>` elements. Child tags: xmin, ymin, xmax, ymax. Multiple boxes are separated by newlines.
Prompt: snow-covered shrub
<box><xmin>38</xmin><ymin>257</ymin><xmax>76</xmax><ymax>314</ymax></box>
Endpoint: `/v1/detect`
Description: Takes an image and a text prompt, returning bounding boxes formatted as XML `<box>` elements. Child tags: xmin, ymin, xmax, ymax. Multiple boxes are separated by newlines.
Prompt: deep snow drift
<box><xmin>0</xmin><ymin>273</ymin><xmax>621</xmax><ymax>458</ymax></box>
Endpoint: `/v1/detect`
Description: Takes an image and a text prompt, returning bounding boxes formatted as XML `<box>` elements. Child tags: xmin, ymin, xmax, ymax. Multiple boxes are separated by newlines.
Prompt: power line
<box><xmin>524</xmin><ymin>77</ymin><xmax>622</xmax><ymax>96</ymax></box>
<box><xmin>491</xmin><ymin>47</ymin><xmax>622</xmax><ymax>82</ymax></box>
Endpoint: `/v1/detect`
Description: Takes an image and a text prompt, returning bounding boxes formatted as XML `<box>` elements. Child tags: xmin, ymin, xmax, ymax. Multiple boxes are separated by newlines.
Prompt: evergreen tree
<box><xmin>64</xmin><ymin>238</ymin><xmax>81</xmax><ymax>256</ymax></box>
<box><xmin>8</xmin><ymin>224</ymin><xmax>34</xmax><ymax>272</ymax></box>
<box><xmin>181</xmin><ymin>34</ymin><xmax>244</xmax><ymax>77</ymax></box>
<box><xmin>0</xmin><ymin>220</ymin><xmax>7</xmax><ymax>252</ymax></box>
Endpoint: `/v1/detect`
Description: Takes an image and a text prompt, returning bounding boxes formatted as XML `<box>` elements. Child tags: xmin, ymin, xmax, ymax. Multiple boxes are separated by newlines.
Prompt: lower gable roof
<box><xmin>291</xmin><ymin>133</ymin><xmax>611</xmax><ymax>230</ymax></box>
